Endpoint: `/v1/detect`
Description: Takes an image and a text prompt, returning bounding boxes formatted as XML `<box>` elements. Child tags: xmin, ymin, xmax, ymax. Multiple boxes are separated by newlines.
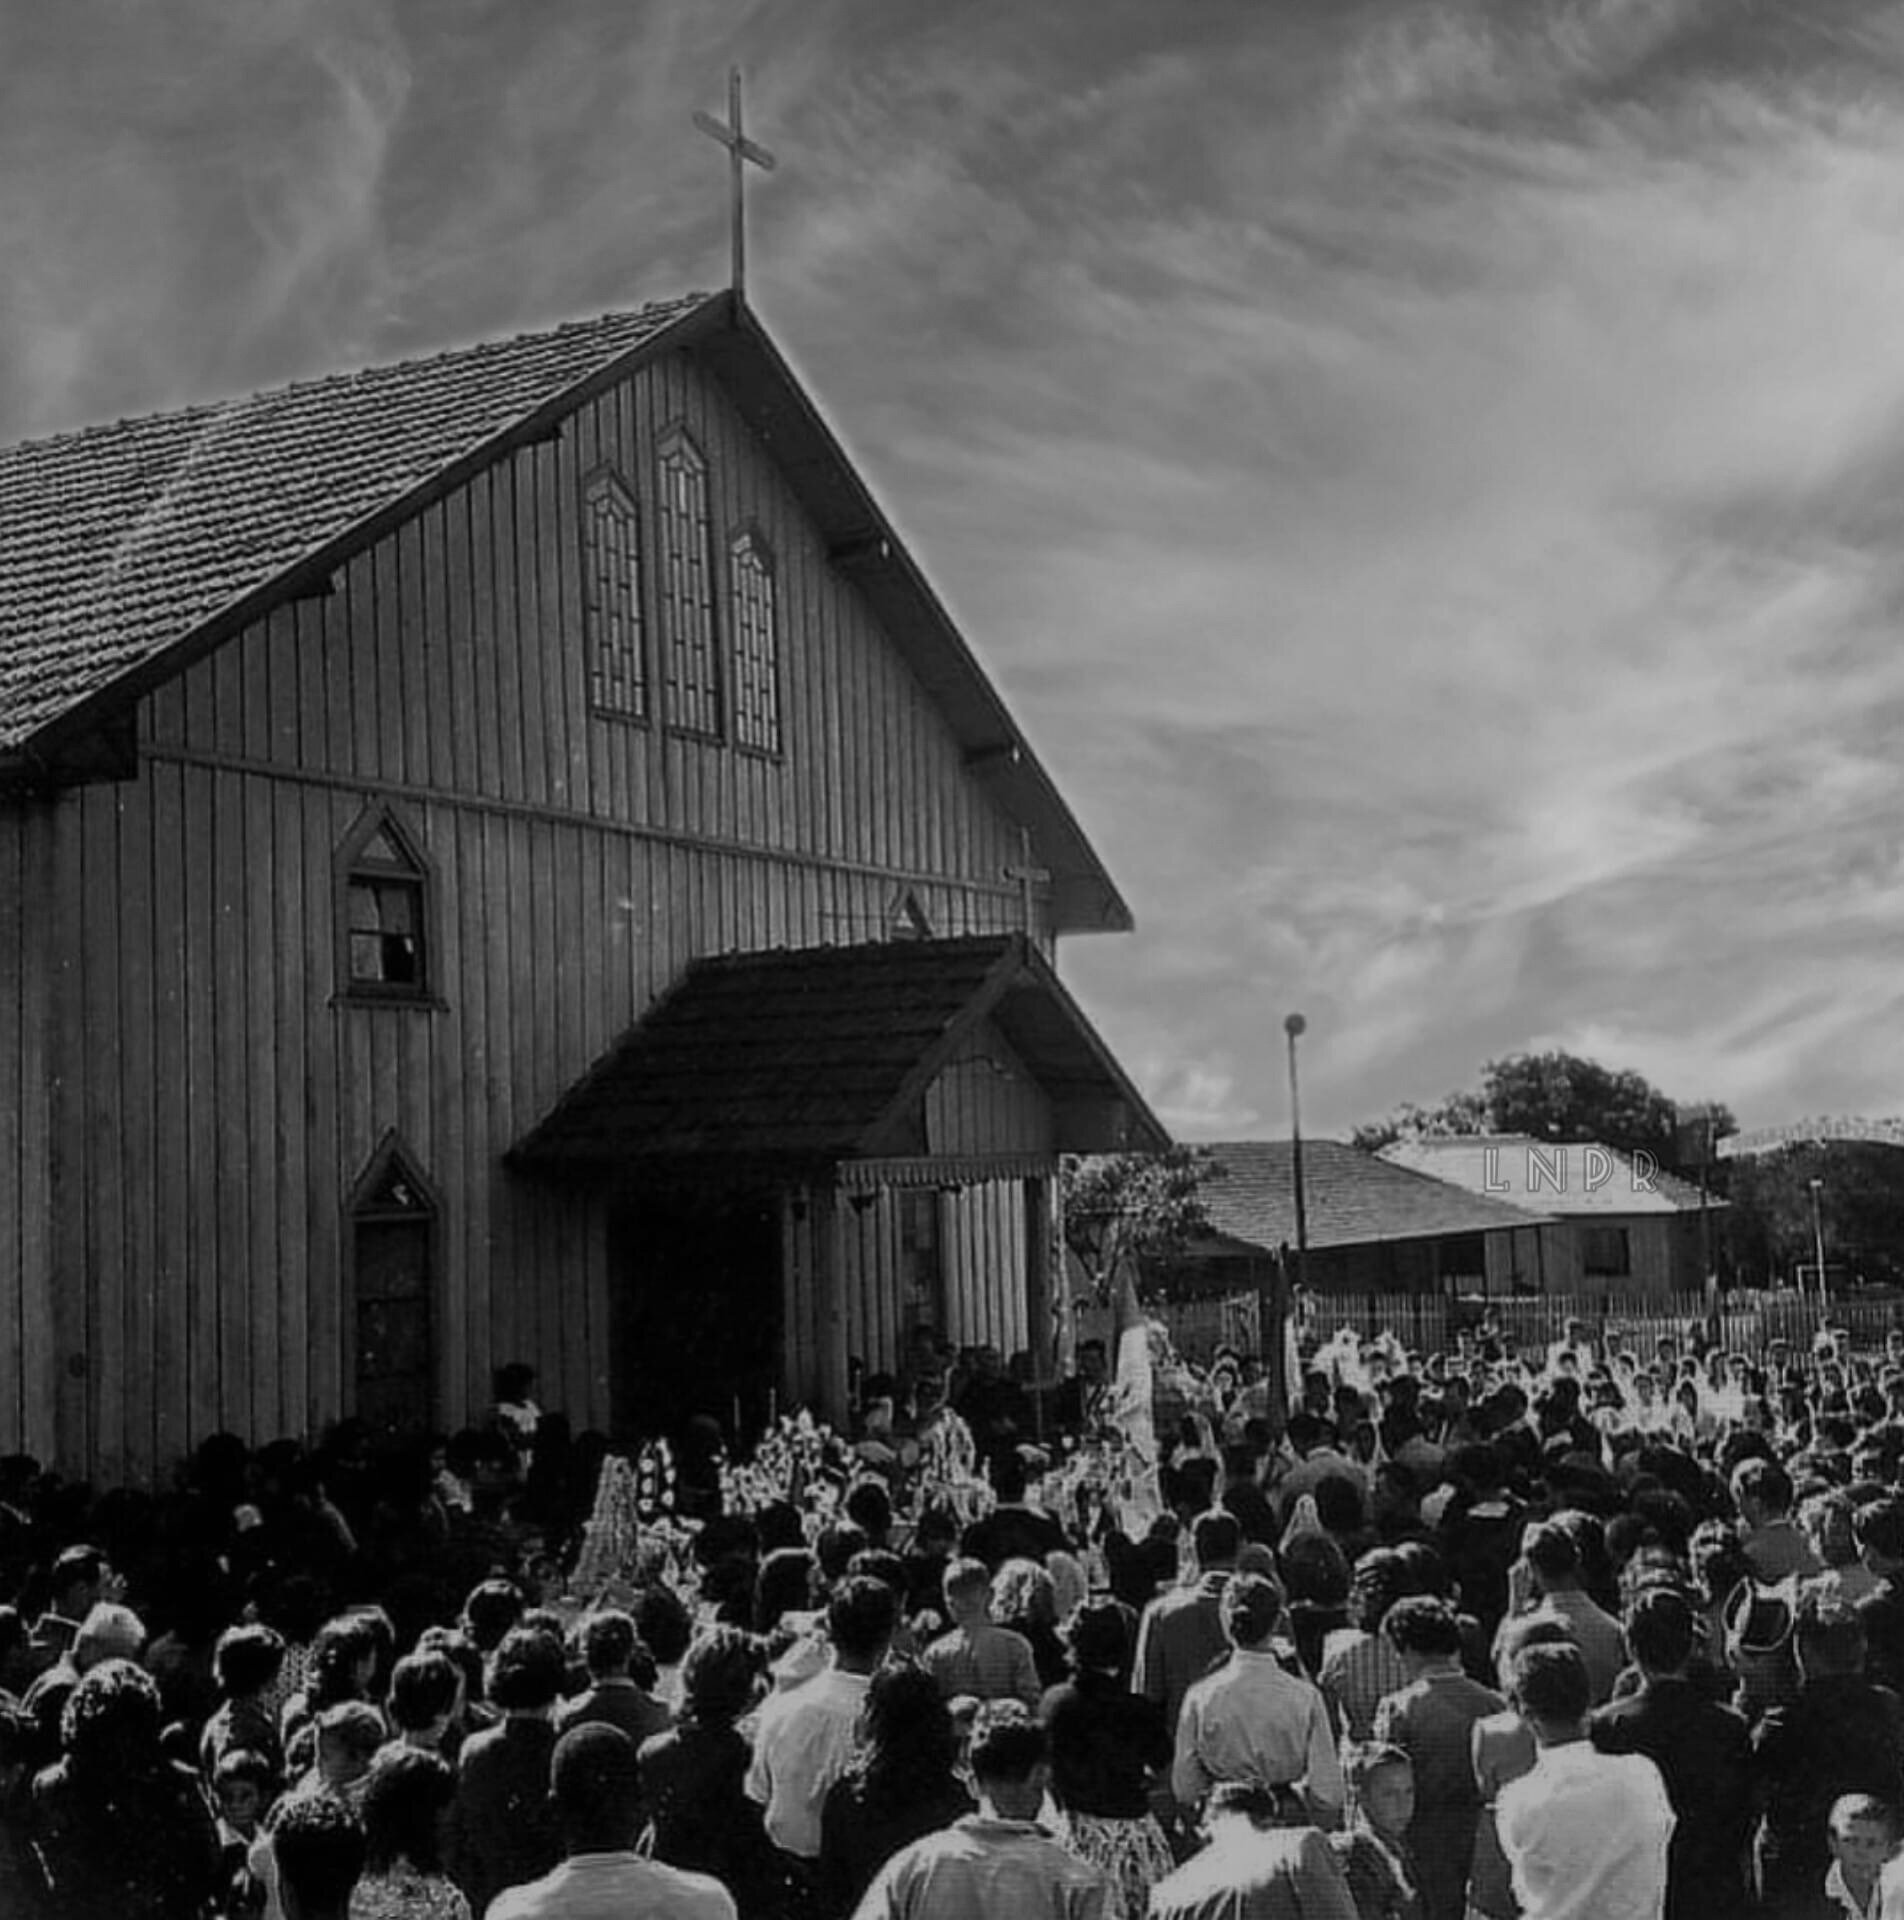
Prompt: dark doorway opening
<box><xmin>609</xmin><ymin>1186</ymin><xmax>783</xmax><ymax>1441</ymax></box>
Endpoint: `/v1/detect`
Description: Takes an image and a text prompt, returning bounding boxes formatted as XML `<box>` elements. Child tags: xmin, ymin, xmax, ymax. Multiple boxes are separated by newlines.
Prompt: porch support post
<box><xmin>1023</xmin><ymin>1175</ymin><xmax>1053</xmax><ymax>1442</ymax></box>
<box><xmin>814</xmin><ymin>1184</ymin><xmax>851</xmax><ymax>1426</ymax></box>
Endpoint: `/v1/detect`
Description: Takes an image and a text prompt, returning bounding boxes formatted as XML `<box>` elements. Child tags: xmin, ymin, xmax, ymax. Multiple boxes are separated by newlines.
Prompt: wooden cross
<box><xmin>1003</xmin><ymin>828</ymin><xmax>1050</xmax><ymax>940</ymax></box>
<box><xmin>693</xmin><ymin>66</ymin><xmax>777</xmax><ymax>298</ymax></box>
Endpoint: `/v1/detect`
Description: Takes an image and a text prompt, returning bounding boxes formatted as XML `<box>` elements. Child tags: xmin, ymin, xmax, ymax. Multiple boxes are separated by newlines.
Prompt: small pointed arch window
<box><xmin>348</xmin><ymin>1132</ymin><xmax>439</xmax><ymax>1437</ymax></box>
<box><xmin>336</xmin><ymin>801</ymin><xmax>438</xmax><ymax>1006</ymax></box>
<box><xmin>583</xmin><ymin>467</ymin><xmax>648</xmax><ymax>720</ymax></box>
<box><xmin>729</xmin><ymin>525</ymin><xmax>781</xmax><ymax>756</ymax></box>
<box><xmin>656</xmin><ymin>426</ymin><xmax>723</xmax><ymax>739</ymax></box>
<box><xmin>889</xmin><ymin>890</ymin><xmax>934</xmax><ymax>942</ymax></box>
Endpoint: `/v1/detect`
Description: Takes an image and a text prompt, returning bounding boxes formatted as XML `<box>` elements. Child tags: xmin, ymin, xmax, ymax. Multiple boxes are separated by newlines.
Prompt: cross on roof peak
<box><xmin>693</xmin><ymin>67</ymin><xmax>777</xmax><ymax>299</ymax></box>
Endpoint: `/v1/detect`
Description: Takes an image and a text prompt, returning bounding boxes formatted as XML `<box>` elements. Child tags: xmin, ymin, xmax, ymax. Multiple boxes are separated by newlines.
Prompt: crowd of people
<box><xmin>8</xmin><ymin>1314</ymin><xmax>1904</xmax><ymax>1917</ymax></box>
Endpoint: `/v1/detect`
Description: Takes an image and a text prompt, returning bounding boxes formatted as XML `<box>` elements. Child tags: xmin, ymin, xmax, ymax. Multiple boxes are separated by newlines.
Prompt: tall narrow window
<box><xmin>336</xmin><ymin>803</ymin><xmax>435</xmax><ymax>1005</ymax></box>
<box><xmin>730</xmin><ymin>527</ymin><xmax>781</xmax><ymax>755</ymax></box>
<box><xmin>657</xmin><ymin>429</ymin><xmax>722</xmax><ymax>737</ymax></box>
<box><xmin>349</xmin><ymin>1136</ymin><xmax>437</xmax><ymax>1437</ymax></box>
<box><xmin>583</xmin><ymin>469</ymin><xmax>647</xmax><ymax>719</ymax></box>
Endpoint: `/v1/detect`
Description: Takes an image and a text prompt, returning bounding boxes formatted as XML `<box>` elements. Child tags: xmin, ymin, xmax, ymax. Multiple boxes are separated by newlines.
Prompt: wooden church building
<box><xmin>0</xmin><ymin>290</ymin><xmax>1167</xmax><ymax>1485</ymax></box>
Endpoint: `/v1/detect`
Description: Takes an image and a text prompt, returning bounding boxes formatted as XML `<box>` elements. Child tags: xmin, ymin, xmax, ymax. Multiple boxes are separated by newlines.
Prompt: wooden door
<box><xmin>349</xmin><ymin>1143</ymin><xmax>438</xmax><ymax>1437</ymax></box>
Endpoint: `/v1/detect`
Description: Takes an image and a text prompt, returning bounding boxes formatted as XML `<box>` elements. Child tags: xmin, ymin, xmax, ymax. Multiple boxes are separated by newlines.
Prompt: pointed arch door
<box><xmin>347</xmin><ymin>1135</ymin><xmax>439</xmax><ymax>1437</ymax></box>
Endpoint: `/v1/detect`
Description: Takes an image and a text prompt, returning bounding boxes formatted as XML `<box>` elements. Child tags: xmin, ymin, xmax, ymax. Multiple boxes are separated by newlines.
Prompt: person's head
<box><xmin>213</xmin><ymin>1746</ymin><xmax>277</xmax><ymax>1836</ymax></box>
<box><xmin>487</xmin><ymin>1625</ymin><xmax>567</xmax><ymax>1717</ymax></box>
<box><xmin>1382</xmin><ymin>1596</ymin><xmax>1462</xmax><ymax>1668</ymax></box>
<box><xmin>550</xmin><ymin>1723</ymin><xmax>643</xmax><ymax>1854</ymax></box>
<box><xmin>1624</xmin><ymin>1586</ymin><xmax>1697</xmax><ymax>1679</ymax></box>
<box><xmin>1192</xmin><ymin>1510</ymin><xmax>1242</xmax><ymax>1574</ymax></box>
<box><xmin>942</xmin><ymin>1557</ymin><xmax>995</xmax><ymax>1623</ymax></box>
<box><xmin>1733</xmin><ymin>1456</ymin><xmax>1795</xmax><ymax>1526</ymax></box>
<box><xmin>991</xmin><ymin>1452</ymin><xmax>1029</xmax><ymax>1506</ymax></box>
<box><xmin>460</xmin><ymin>1578</ymin><xmax>525</xmax><ymax>1655</ymax></box>
<box><xmin>1220</xmin><ymin>1572</ymin><xmax>1283</xmax><ymax>1652</ymax></box>
<box><xmin>966</xmin><ymin>1703</ymin><xmax>1048</xmax><ymax>1821</ymax></box>
<box><xmin>827</xmin><ymin>1575</ymin><xmax>898</xmax><ymax>1672</ymax></box>
<box><xmin>1507</xmin><ymin>1641</ymin><xmax>1592</xmax><ymax>1744</ymax></box>
<box><xmin>1063</xmin><ymin>1600</ymin><xmax>1133</xmax><ymax>1679</ymax></box>
<box><xmin>993</xmin><ymin>1558</ymin><xmax>1056</xmax><ymax>1630</ymax></box>
<box><xmin>1350</xmin><ymin>1549</ymin><xmax>1414</xmax><ymax>1636</ymax></box>
<box><xmin>816</xmin><ymin>1521</ymin><xmax>870</xmax><ymax>1589</ymax></box>
<box><xmin>679</xmin><ymin>1624</ymin><xmax>761</xmax><ymax>1728</ymax></box>
<box><xmin>72</xmin><ymin>1600</ymin><xmax>146</xmax><ymax>1673</ymax></box>
<box><xmin>1523</xmin><ymin>1521</ymin><xmax>1582</xmax><ymax>1594</ymax></box>
<box><xmin>387</xmin><ymin>1650</ymin><xmax>462</xmax><ymax>1745</ymax></box>
<box><xmin>272</xmin><ymin>1792</ymin><xmax>366</xmax><ymax>1920</ymax></box>
<box><xmin>60</xmin><ymin>1659</ymin><xmax>162</xmax><ymax>1774</ymax></box>
<box><xmin>215</xmin><ymin>1621</ymin><xmax>287</xmax><ymax>1701</ymax></box>
<box><xmin>1347</xmin><ymin>1743</ymin><xmax>1415</xmax><ymax>1840</ymax></box>
<box><xmin>1796</xmin><ymin>1592</ymin><xmax>1866</xmax><ymax>1681</ymax></box>
<box><xmin>1857</xmin><ymin>1497</ymin><xmax>1904</xmax><ymax>1576</ymax></box>
<box><xmin>755</xmin><ymin>1547</ymin><xmax>817</xmax><ymax>1633</ymax></box>
<box><xmin>315</xmin><ymin>1701</ymin><xmax>385</xmax><ymax>1790</ymax></box>
<box><xmin>48</xmin><ymin>1545</ymin><xmax>111</xmax><ymax>1619</ymax></box>
<box><xmin>857</xmin><ymin>1661</ymin><xmax>959</xmax><ymax>1779</ymax></box>
<box><xmin>493</xmin><ymin>1363</ymin><xmax>536</xmax><ymax>1406</ymax></box>
<box><xmin>844</xmin><ymin>1479</ymin><xmax>894</xmax><ymax>1546</ymax></box>
<box><xmin>1829</xmin><ymin>1794</ymin><xmax>1900</xmax><ymax>1891</ymax></box>
<box><xmin>307</xmin><ymin>1613</ymin><xmax>380</xmax><ymax>1706</ymax></box>
<box><xmin>578</xmin><ymin>1608</ymin><xmax>642</xmax><ymax>1682</ymax></box>
<box><xmin>359</xmin><ymin>1745</ymin><xmax>455</xmax><ymax>1876</ymax></box>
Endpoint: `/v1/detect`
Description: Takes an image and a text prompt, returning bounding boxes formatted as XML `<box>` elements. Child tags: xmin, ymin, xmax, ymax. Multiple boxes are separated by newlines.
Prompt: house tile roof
<box><xmin>513</xmin><ymin>933</ymin><xmax>1169</xmax><ymax>1168</ymax></box>
<box><xmin>1196</xmin><ymin>1139</ymin><xmax>1552</xmax><ymax>1253</ymax></box>
<box><xmin>1379</xmin><ymin>1134</ymin><xmax>1716</xmax><ymax>1216</ymax></box>
<box><xmin>0</xmin><ymin>296</ymin><xmax>714</xmax><ymax>754</ymax></box>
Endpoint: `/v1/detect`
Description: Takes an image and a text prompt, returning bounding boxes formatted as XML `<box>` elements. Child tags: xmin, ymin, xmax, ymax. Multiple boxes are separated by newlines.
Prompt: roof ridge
<box><xmin>0</xmin><ymin>293</ymin><xmax>716</xmax><ymax>458</ymax></box>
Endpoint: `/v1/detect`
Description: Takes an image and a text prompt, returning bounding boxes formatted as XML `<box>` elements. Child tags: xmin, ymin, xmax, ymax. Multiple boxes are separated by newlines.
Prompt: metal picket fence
<box><xmin>1152</xmin><ymin>1286</ymin><xmax>1904</xmax><ymax>1367</ymax></box>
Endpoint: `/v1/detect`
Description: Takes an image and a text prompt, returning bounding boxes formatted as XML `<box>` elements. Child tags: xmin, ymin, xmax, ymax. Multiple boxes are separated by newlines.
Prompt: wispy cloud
<box><xmin>6</xmin><ymin>0</ymin><xmax>1904</xmax><ymax>1137</ymax></box>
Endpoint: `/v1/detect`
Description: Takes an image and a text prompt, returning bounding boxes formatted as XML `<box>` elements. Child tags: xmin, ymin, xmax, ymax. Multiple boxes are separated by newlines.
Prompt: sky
<box><xmin>6</xmin><ymin>0</ymin><xmax>1904</xmax><ymax>1141</ymax></box>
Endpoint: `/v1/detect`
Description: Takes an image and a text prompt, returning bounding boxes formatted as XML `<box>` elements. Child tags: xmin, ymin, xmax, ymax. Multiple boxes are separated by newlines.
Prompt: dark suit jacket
<box><xmin>450</xmin><ymin>1714</ymin><xmax>562</xmax><ymax>1916</ymax></box>
<box><xmin>1590</xmin><ymin>1675</ymin><xmax>1753</xmax><ymax>1920</ymax></box>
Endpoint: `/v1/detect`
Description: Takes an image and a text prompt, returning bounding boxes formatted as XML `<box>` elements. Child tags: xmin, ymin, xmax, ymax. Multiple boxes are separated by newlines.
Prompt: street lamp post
<box><xmin>1285</xmin><ymin>1013</ymin><xmax>1308</xmax><ymax>1301</ymax></box>
<box><xmin>1808</xmin><ymin>1177</ymin><xmax>1828</xmax><ymax>1314</ymax></box>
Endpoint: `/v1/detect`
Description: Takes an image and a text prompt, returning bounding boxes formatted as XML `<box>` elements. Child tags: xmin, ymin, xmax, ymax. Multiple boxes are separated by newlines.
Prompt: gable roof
<box><xmin>0</xmin><ymin>293</ymin><xmax>1130</xmax><ymax>932</ymax></box>
<box><xmin>1379</xmin><ymin>1134</ymin><xmax>1718</xmax><ymax>1216</ymax></box>
<box><xmin>1196</xmin><ymin>1139</ymin><xmax>1553</xmax><ymax>1254</ymax></box>
<box><xmin>511</xmin><ymin>932</ymin><xmax>1169</xmax><ymax>1170</ymax></box>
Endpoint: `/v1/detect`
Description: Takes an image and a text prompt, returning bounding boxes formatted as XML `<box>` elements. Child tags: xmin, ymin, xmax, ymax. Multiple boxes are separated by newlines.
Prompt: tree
<box><xmin>1060</xmin><ymin>1147</ymin><xmax>1223</xmax><ymax>1304</ymax></box>
<box><xmin>1352</xmin><ymin>1051</ymin><xmax>1735</xmax><ymax>1171</ymax></box>
<box><xmin>1721</xmin><ymin>1143</ymin><xmax>1904</xmax><ymax>1289</ymax></box>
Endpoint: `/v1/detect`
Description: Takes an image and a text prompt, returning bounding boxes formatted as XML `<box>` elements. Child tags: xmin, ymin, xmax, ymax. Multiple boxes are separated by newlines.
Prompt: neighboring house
<box><xmin>1159</xmin><ymin>1140</ymin><xmax>1555</xmax><ymax>1299</ymax></box>
<box><xmin>0</xmin><ymin>289</ymin><xmax>1165</xmax><ymax>1482</ymax></box>
<box><xmin>1380</xmin><ymin>1135</ymin><xmax>1719</xmax><ymax>1297</ymax></box>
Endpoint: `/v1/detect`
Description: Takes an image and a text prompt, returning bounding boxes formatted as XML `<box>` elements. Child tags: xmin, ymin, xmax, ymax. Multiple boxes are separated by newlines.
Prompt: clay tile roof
<box><xmin>1198</xmin><ymin>1138</ymin><xmax>1554</xmax><ymax>1252</ymax></box>
<box><xmin>514</xmin><ymin>934</ymin><xmax>1170</xmax><ymax>1167</ymax></box>
<box><xmin>0</xmin><ymin>295</ymin><xmax>713</xmax><ymax>752</ymax></box>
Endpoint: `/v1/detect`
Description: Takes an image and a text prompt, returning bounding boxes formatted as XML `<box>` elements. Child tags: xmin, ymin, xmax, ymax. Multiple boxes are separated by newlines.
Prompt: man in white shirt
<box><xmin>746</xmin><ymin>1574</ymin><xmax>897</xmax><ymax>1861</ymax></box>
<box><xmin>1497</xmin><ymin>1641</ymin><xmax>1674</xmax><ymax>1920</ymax></box>
<box><xmin>1171</xmin><ymin>1573</ymin><xmax>1344</xmax><ymax>1825</ymax></box>
<box><xmin>489</xmin><ymin>1723</ymin><xmax>735</xmax><ymax>1920</ymax></box>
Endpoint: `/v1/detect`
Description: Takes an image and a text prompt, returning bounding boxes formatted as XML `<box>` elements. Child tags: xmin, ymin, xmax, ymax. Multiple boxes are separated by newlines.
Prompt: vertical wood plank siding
<box><xmin>10</xmin><ymin>347</ymin><xmax>1049</xmax><ymax>1483</ymax></box>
